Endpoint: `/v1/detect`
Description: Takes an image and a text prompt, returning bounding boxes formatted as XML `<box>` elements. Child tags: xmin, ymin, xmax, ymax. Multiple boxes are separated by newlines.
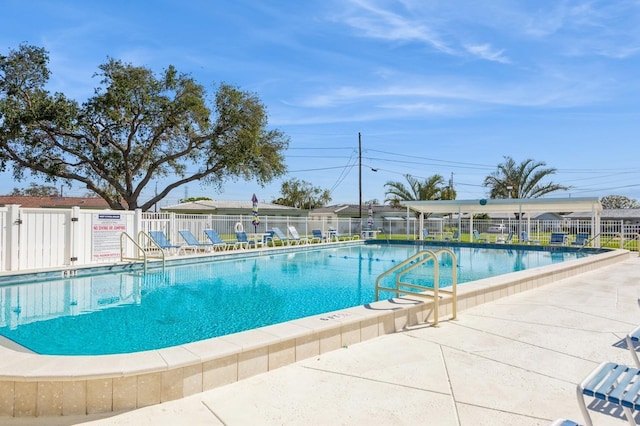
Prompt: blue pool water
<box><xmin>0</xmin><ymin>244</ymin><xmax>590</xmax><ymax>355</ymax></box>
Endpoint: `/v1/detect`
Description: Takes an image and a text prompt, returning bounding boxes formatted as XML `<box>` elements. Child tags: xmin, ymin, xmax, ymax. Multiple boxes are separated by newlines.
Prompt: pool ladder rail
<box><xmin>120</xmin><ymin>231</ymin><xmax>166</xmax><ymax>272</ymax></box>
<box><xmin>374</xmin><ymin>249</ymin><xmax>457</xmax><ymax>327</ymax></box>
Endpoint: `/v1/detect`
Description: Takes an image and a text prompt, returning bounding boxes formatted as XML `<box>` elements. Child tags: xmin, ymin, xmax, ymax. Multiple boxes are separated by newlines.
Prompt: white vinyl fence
<box><xmin>0</xmin><ymin>204</ymin><xmax>638</xmax><ymax>273</ymax></box>
<box><xmin>0</xmin><ymin>205</ymin><xmax>362</xmax><ymax>272</ymax></box>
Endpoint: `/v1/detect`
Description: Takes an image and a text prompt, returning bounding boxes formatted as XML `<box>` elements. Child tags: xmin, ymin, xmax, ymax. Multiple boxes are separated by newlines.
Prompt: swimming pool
<box><xmin>0</xmin><ymin>244</ymin><xmax>627</xmax><ymax>418</ymax></box>
<box><xmin>0</xmin><ymin>243</ymin><xmax>593</xmax><ymax>356</ymax></box>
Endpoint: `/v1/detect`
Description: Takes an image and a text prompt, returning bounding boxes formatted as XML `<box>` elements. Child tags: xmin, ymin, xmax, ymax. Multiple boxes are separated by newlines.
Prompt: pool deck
<box><xmin>3</xmin><ymin>251</ymin><xmax>639</xmax><ymax>425</ymax></box>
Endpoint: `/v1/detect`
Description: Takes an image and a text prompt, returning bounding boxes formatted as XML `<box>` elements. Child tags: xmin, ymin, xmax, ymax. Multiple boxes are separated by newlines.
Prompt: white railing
<box><xmin>0</xmin><ymin>204</ymin><xmax>637</xmax><ymax>273</ymax></box>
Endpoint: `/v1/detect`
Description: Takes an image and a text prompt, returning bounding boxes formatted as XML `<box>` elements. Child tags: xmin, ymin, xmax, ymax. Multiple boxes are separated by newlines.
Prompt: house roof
<box><xmin>478</xmin><ymin>212</ymin><xmax>565</xmax><ymax>220</ymax></box>
<box><xmin>401</xmin><ymin>197</ymin><xmax>602</xmax><ymax>215</ymax></box>
<box><xmin>566</xmin><ymin>209</ymin><xmax>640</xmax><ymax>219</ymax></box>
<box><xmin>310</xmin><ymin>204</ymin><xmax>408</xmax><ymax>216</ymax></box>
<box><xmin>161</xmin><ymin>199</ymin><xmax>299</xmax><ymax>212</ymax></box>
<box><xmin>0</xmin><ymin>195</ymin><xmax>110</xmax><ymax>209</ymax></box>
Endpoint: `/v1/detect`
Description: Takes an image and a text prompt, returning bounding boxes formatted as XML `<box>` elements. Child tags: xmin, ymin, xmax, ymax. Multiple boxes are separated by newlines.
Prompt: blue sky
<box><xmin>2</xmin><ymin>0</ymin><xmax>639</xmax><ymax>207</ymax></box>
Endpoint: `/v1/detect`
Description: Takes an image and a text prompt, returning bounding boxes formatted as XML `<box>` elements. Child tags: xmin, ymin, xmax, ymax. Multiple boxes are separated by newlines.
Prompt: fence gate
<box><xmin>17</xmin><ymin>208</ymin><xmax>72</xmax><ymax>270</ymax></box>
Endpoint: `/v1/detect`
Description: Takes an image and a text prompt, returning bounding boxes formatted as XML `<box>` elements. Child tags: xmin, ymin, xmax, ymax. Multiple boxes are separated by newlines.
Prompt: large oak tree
<box><xmin>0</xmin><ymin>44</ymin><xmax>289</xmax><ymax>210</ymax></box>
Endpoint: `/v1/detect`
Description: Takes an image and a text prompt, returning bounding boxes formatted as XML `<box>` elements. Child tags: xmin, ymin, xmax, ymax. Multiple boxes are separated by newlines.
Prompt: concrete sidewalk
<box><xmin>7</xmin><ymin>255</ymin><xmax>640</xmax><ymax>426</ymax></box>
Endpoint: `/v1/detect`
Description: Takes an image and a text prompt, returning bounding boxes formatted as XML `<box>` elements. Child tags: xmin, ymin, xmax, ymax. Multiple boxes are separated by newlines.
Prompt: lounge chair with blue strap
<box><xmin>272</xmin><ymin>227</ymin><xmax>292</xmax><ymax>246</ymax></box>
<box><xmin>422</xmin><ymin>229</ymin><xmax>434</xmax><ymax>240</ymax></box>
<box><xmin>148</xmin><ymin>230</ymin><xmax>187</xmax><ymax>255</ymax></box>
<box><xmin>178</xmin><ymin>230</ymin><xmax>214</xmax><ymax>252</ymax></box>
<box><xmin>472</xmin><ymin>230</ymin><xmax>486</xmax><ymax>243</ymax></box>
<box><xmin>203</xmin><ymin>229</ymin><xmax>234</xmax><ymax>251</ymax></box>
<box><xmin>520</xmin><ymin>231</ymin><xmax>539</xmax><ymax>245</ymax></box>
<box><xmin>577</xmin><ymin>361</ymin><xmax>640</xmax><ymax>426</ymax></box>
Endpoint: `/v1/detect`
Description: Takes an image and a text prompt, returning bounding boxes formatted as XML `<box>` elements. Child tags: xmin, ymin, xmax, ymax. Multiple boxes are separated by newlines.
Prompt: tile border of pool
<box><xmin>0</xmin><ymin>244</ymin><xmax>630</xmax><ymax>418</ymax></box>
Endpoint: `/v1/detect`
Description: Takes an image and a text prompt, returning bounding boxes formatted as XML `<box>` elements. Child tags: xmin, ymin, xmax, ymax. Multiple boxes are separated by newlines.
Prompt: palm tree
<box><xmin>483</xmin><ymin>156</ymin><xmax>569</xmax><ymax>199</ymax></box>
<box><xmin>384</xmin><ymin>174</ymin><xmax>453</xmax><ymax>208</ymax></box>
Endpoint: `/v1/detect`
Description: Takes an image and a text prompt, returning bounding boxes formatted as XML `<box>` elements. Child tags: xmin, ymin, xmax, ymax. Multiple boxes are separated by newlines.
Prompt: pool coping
<box><xmin>0</xmin><ymin>244</ymin><xmax>630</xmax><ymax>417</ymax></box>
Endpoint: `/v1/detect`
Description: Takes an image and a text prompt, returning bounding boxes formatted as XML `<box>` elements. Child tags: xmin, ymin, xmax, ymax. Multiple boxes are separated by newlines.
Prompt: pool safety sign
<box><xmin>92</xmin><ymin>214</ymin><xmax>127</xmax><ymax>261</ymax></box>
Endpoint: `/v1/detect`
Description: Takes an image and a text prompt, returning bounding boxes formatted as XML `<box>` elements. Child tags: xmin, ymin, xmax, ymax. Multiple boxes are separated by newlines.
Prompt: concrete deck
<box><xmin>4</xmin><ymin>254</ymin><xmax>640</xmax><ymax>426</ymax></box>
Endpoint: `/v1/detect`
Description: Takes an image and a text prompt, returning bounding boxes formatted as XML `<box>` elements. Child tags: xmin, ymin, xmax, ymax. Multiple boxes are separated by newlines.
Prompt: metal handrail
<box><xmin>120</xmin><ymin>232</ymin><xmax>147</xmax><ymax>272</ymax></box>
<box><xmin>375</xmin><ymin>249</ymin><xmax>457</xmax><ymax>327</ymax></box>
<box><xmin>577</xmin><ymin>231</ymin><xmax>637</xmax><ymax>252</ymax></box>
<box><xmin>623</xmin><ymin>233</ymin><xmax>640</xmax><ymax>255</ymax></box>
<box><xmin>374</xmin><ymin>250</ymin><xmax>434</xmax><ymax>289</ymax></box>
<box><xmin>137</xmin><ymin>231</ymin><xmax>166</xmax><ymax>270</ymax></box>
<box><xmin>119</xmin><ymin>231</ymin><xmax>165</xmax><ymax>273</ymax></box>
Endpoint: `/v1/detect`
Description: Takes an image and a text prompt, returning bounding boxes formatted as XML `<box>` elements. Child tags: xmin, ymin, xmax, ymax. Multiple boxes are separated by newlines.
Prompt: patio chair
<box><xmin>571</xmin><ymin>232</ymin><xmax>590</xmax><ymax>247</ymax></box>
<box><xmin>178</xmin><ymin>230</ymin><xmax>214</xmax><ymax>252</ymax></box>
<box><xmin>287</xmin><ymin>226</ymin><xmax>309</xmax><ymax>244</ymax></box>
<box><xmin>203</xmin><ymin>229</ymin><xmax>234</xmax><ymax>251</ymax></box>
<box><xmin>311</xmin><ymin>229</ymin><xmax>327</xmax><ymax>243</ymax></box>
<box><xmin>520</xmin><ymin>231</ymin><xmax>539</xmax><ymax>245</ymax></box>
<box><xmin>577</xmin><ymin>361</ymin><xmax>640</xmax><ymax>426</ymax></box>
<box><xmin>271</xmin><ymin>227</ymin><xmax>292</xmax><ymax>245</ymax></box>
<box><xmin>148</xmin><ymin>230</ymin><xmax>187</xmax><ymax>255</ymax></box>
<box><xmin>549</xmin><ymin>232</ymin><xmax>568</xmax><ymax>245</ymax></box>
<box><xmin>234</xmin><ymin>231</ymin><xmax>251</xmax><ymax>249</ymax></box>
<box><xmin>234</xmin><ymin>231</ymin><xmax>264</xmax><ymax>249</ymax></box>
<box><xmin>264</xmin><ymin>230</ymin><xmax>275</xmax><ymax>247</ymax></box>
<box><xmin>472</xmin><ymin>230</ymin><xmax>487</xmax><ymax>243</ymax></box>
<box><xmin>626</xmin><ymin>324</ymin><xmax>640</xmax><ymax>368</ymax></box>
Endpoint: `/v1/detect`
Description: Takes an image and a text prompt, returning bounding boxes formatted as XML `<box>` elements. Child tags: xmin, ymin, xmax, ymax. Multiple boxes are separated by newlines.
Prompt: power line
<box><xmin>329</xmin><ymin>151</ymin><xmax>358</xmax><ymax>194</ymax></box>
<box><xmin>286</xmin><ymin>165</ymin><xmax>353</xmax><ymax>173</ymax></box>
<box><xmin>287</xmin><ymin>147</ymin><xmax>356</xmax><ymax>150</ymax></box>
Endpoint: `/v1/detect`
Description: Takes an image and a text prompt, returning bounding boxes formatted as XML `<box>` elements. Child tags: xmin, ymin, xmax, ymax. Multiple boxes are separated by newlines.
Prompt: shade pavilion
<box><xmin>400</xmin><ymin>197</ymin><xmax>603</xmax><ymax>246</ymax></box>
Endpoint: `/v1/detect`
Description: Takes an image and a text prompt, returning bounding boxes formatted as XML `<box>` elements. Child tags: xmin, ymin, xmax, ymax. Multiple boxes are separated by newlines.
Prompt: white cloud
<box><xmin>337</xmin><ymin>0</ymin><xmax>456</xmax><ymax>54</ymax></box>
<box><xmin>464</xmin><ymin>44</ymin><xmax>510</xmax><ymax>64</ymax></box>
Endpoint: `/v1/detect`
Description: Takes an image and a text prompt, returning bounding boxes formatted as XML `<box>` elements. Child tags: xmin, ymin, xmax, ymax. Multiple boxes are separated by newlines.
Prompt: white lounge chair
<box><xmin>287</xmin><ymin>226</ymin><xmax>309</xmax><ymax>244</ymax></box>
<box><xmin>203</xmin><ymin>229</ymin><xmax>234</xmax><ymax>251</ymax></box>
